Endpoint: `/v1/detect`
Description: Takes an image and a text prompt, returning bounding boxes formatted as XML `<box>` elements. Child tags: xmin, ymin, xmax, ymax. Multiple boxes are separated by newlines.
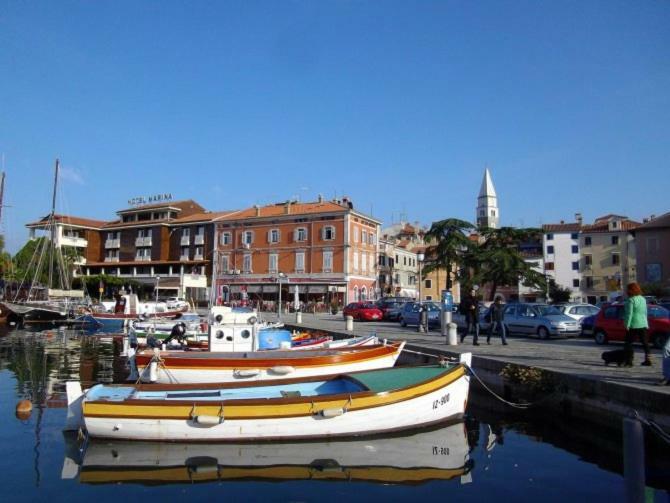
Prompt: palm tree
<box><xmin>423</xmin><ymin>218</ymin><xmax>475</xmax><ymax>290</ymax></box>
<box><xmin>473</xmin><ymin>227</ymin><xmax>545</xmax><ymax>300</ymax></box>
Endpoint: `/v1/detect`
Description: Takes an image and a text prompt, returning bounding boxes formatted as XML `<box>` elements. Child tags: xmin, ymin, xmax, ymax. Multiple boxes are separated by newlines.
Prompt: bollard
<box><xmin>447</xmin><ymin>322</ymin><xmax>458</xmax><ymax>345</ymax></box>
<box><xmin>296</xmin><ymin>311</ymin><xmax>302</xmax><ymax>324</ymax></box>
<box><xmin>345</xmin><ymin>315</ymin><xmax>354</xmax><ymax>331</ymax></box>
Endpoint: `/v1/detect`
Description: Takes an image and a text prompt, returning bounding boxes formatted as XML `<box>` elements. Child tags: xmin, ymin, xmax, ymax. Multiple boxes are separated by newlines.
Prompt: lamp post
<box><xmin>276</xmin><ymin>272</ymin><xmax>286</xmax><ymax>318</ymax></box>
<box><xmin>417</xmin><ymin>252</ymin><xmax>425</xmax><ymax>301</ymax></box>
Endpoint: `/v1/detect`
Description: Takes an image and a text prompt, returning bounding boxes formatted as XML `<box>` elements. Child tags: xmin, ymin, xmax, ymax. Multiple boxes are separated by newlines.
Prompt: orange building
<box><xmin>213</xmin><ymin>197</ymin><xmax>380</xmax><ymax>308</ymax></box>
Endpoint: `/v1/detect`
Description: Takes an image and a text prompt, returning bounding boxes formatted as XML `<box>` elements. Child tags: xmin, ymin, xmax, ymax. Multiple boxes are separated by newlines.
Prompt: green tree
<box><xmin>548</xmin><ymin>279</ymin><xmax>572</xmax><ymax>303</ymax></box>
<box><xmin>423</xmin><ymin>218</ymin><xmax>475</xmax><ymax>290</ymax></box>
<box><xmin>473</xmin><ymin>227</ymin><xmax>546</xmax><ymax>301</ymax></box>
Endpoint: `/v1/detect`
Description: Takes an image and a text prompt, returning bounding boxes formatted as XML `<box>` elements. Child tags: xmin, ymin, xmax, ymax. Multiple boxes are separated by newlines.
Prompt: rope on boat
<box><xmin>632</xmin><ymin>410</ymin><xmax>670</xmax><ymax>445</ymax></box>
<box><xmin>465</xmin><ymin>364</ymin><xmax>535</xmax><ymax>410</ymax></box>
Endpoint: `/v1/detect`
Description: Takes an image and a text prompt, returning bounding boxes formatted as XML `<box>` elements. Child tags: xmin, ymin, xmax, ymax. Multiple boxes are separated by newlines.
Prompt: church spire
<box><xmin>476</xmin><ymin>167</ymin><xmax>499</xmax><ymax>228</ymax></box>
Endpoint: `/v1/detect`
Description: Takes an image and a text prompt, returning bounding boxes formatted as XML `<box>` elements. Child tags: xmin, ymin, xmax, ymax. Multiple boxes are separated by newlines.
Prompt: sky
<box><xmin>1</xmin><ymin>0</ymin><xmax>669</xmax><ymax>252</ymax></box>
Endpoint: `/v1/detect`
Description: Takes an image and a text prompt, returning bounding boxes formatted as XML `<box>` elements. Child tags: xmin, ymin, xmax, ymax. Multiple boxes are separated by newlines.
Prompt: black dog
<box><xmin>602</xmin><ymin>349</ymin><xmax>633</xmax><ymax>367</ymax></box>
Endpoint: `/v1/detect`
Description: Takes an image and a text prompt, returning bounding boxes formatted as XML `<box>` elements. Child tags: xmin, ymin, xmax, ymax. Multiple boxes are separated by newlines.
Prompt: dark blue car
<box><xmin>399</xmin><ymin>302</ymin><xmax>441</xmax><ymax>328</ymax></box>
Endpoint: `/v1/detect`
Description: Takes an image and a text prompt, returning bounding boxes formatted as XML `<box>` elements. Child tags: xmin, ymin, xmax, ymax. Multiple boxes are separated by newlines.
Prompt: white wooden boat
<box><xmin>134</xmin><ymin>340</ymin><xmax>406</xmax><ymax>383</ymax></box>
<box><xmin>62</xmin><ymin>420</ymin><xmax>471</xmax><ymax>485</ymax></box>
<box><xmin>64</xmin><ymin>354</ymin><xmax>470</xmax><ymax>441</ymax></box>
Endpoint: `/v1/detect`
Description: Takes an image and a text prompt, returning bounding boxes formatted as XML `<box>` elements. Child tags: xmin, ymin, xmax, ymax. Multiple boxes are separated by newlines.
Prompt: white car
<box><xmin>554</xmin><ymin>303</ymin><xmax>599</xmax><ymax>322</ymax></box>
<box><xmin>166</xmin><ymin>297</ymin><xmax>189</xmax><ymax>310</ymax></box>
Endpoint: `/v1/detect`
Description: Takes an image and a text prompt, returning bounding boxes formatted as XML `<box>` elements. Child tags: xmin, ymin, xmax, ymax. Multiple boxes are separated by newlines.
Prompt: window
<box><xmin>182</xmin><ymin>228</ymin><xmax>190</xmax><ymax>237</ymax></box>
<box><xmin>269</xmin><ymin>253</ymin><xmax>278</xmax><ymax>273</ymax></box>
<box><xmin>425</xmin><ymin>295</ymin><xmax>433</xmax><ymax>301</ymax></box>
<box><xmin>573</xmin><ymin>279</ymin><xmax>580</xmax><ymax>288</ymax></box>
<box><xmin>354</xmin><ymin>227</ymin><xmax>359</xmax><ymax>243</ymax></box>
<box><xmin>219</xmin><ymin>232</ymin><xmax>231</xmax><ymax>246</ymax></box>
<box><xmin>194</xmin><ymin>246</ymin><xmax>203</xmax><ymax>259</ymax></box>
<box><xmin>572</xmin><ymin>261</ymin><xmax>579</xmax><ymax>271</ymax></box>
<box><xmin>368</xmin><ymin>233</ymin><xmax>374</xmax><ymax>245</ymax></box>
<box><xmin>196</xmin><ymin>226</ymin><xmax>204</xmax><ymax>236</ymax></box>
<box><xmin>136</xmin><ymin>248</ymin><xmax>150</xmax><ymax>260</ymax></box>
<box><xmin>571</xmin><ymin>233</ymin><xmax>579</xmax><ymax>240</ymax></box>
<box><xmin>107</xmin><ymin>231</ymin><xmax>119</xmax><ymax>240</ymax></box>
<box><xmin>611</xmin><ymin>236</ymin><xmax>619</xmax><ymax>246</ymax></box>
<box><xmin>323</xmin><ymin>226</ymin><xmax>335</xmax><ymax>240</ymax></box>
<box><xmin>295</xmin><ymin>227</ymin><xmax>307</xmax><ymax>242</ymax></box>
<box><xmin>545</xmin><ymin>262</ymin><xmax>554</xmax><ymax>270</ymax></box>
<box><xmin>361</xmin><ymin>252</ymin><xmax>367</xmax><ymax>273</ymax></box>
<box><xmin>353</xmin><ymin>286</ymin><xmax>359</xmax><ymax>301</ymax></box>
<box><xmin>425</xmin><ymin>279</ymin><xmax>432</xmax><ymax>289</ymax></box>
<box><xmin>361</xmin><ymin>286</ymin><xmax>367</xmax><ymax>301</ymax></box>
<box><xmin>295</xmin><ymin>251</ymin><xmax>305</xmax><ymax>272</ymax></box>
<box><xmin>268</xmin><ymin>229</ymin><xmax>280</xmax><ymax>243</ymax></box>
<box><xmin>403</xmin><ymin>256</ymin><xmax>407</xmax><ymax>266</ymax></box>
<box><xmin>242</xmin><ymin>231</ymin><xmax>254</xmax><ymax>245</ymax></box>
<box><xmin>546</xmin><ymin>233</ymin><xmax>554</xmax><ymax>241</ymax></box>
<box><xmin>571</xmin><ymin>245</ymin><xmax>579</xmax><ymax>254</ymax></box>
<box><xmin>370</xmin><ymin>253</ymin><xmax>374</xmax><ymax>273</ymax></box>
<box><xmin>219</xmin><ymin>254</ymin><xmax>229</xmax><ymax>273</ymax></box>
<box><xmin>584</xmin><ymin>255</ymin><xmax>592</xmax><ymax>266</ymax></box>
<box><xmin>180</xmin><ymin>246</ymin><xmax>189</xmax><ymax>260</ymax></box>
<box><xmin>547</xmin><ymin>246</ymin><xmax>554</xmax><ymax>254</ymax></box>
<box><xmin>586</xmin><ymin>277</ymin><xmax>594</xmax><ymax>288</ymax></box>
<box><xmin>137</xmin><ymin>228</ymin><xmax>150</xmax><ymax>238</ymax></box>
<box><xmin>584</xmin><ymin>236</ymin><xmax>592</xmax><ymax>246</ymax></box>
<box><xmin>323</xmin><ymin>251</ymin><xmax>333</xmax><ymax>272</ymax></box>
<box><xmin>361</xmin><ymin>230</ymin><xmax>367</xmax><ymax>244</ymax></box>
<box><xmin>612</xmin><ymin>253</ymin><xmax>620</xmax><ymax>266</ymax></box>
<box><xmin>242</xmin><ymin>254</ymin><xmax>252</xmax><ymax>273</ymax></box>
<box><xmin>353</xmin><ymin>251</ymin><xmax>359</xmax><ymax>271</ymax></box>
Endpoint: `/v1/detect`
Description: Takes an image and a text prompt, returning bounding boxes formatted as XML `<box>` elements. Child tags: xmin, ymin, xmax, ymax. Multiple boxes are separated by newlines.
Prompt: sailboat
<box><xmin>2</xmin><ymin>160</ymin><xmax>87</xmax><ymax>324</ymax></box>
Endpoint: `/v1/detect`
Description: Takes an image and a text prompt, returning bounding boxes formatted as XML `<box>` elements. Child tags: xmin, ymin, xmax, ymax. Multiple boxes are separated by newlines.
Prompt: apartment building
<box><xmin>580</xmin><ymin>215</ymin><xmax>639</xmax><ymax>304</ymax></box>
<box><xmin>213</xmin><ymin>197</ymin><xmax>380</xmax><ymax>307</ymax></box>
<box><xmin>542</xmin><ymin>221</ymin><xmax>582</xmax><ymax>302</ymax></box>
<box><xmin>632</xmin><ymin>212</ymin><xmax>670</xmax><ymax>288</ymax></box>
<box><xmin>378</xmin><ymin>238</ymin><xmax>418</xmax><ymax>298</ymax></box>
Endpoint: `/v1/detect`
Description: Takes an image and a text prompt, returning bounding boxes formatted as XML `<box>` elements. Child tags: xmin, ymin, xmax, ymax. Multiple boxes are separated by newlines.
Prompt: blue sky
<box><xmin>1</xmin><ymin>1</ymin><xmax>669</xmax><ymax>252</ymax></box>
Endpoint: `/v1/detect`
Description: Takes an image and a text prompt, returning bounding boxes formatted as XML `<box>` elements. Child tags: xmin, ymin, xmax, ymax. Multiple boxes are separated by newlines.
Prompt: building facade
<box><xmin>631</xmin><ymin>212</ymin><xmax>670</xmax><ymax>289</ymax></box>
<box><xmin>542</xmin><ymin>222</ymin><xmax>582</xmax><ymax>302</ymax></box>
<box><xmin>212</xmin><ymin>198</ymin><xmax>380</xmax><ymax>309</ymax></box>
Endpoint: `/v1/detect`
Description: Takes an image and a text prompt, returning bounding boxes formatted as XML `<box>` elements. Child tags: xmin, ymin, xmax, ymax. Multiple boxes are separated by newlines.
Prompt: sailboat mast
<box><xmin>47</xmin><ymin>159</ymin><xmax>59</xmax><ymax>291</ymax></box>
<box><xmin>0</xmin><ymin>171</ymin><xmax>5</xmax><ymax>225</ymax></box>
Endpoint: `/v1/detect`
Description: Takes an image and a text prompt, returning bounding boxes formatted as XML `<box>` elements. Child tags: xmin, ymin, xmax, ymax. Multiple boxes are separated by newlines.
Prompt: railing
<box><xmin>104</xmin><ymin>238</ymin><xmax>120</xmax><ymax>249</ymax></box>
<box><xmin>134</xmin><ymin>254</ymin><xmax>152</xmax><ymax>262</ymax></box>
<box><xmin>180</xmin><ymin>254</ymin><xmax>190</xmax><ymax>261</ymax></box>
<box><xmin>180</xmin><ymin>236</ymin><xmax>190</xmax><ymax>246</ymax></box>
<box><xmin>194</xmin><ymin>234</ymin><xmax>204</xmax><ymax>245</ymax></box>
<box><xmin>194</xmin><ymin>253</ymin><xmax>204</xmax><ymax>261</ymax></box>
<box><xmin>60</xmin><ymin>236</ymin><xmax>88</xmax><ymax>248</ymax></box>
<box><xmin>135</xmin><ymin>237</ymin><xmax>152</xmax><ymax>247</ymax></box>
<box><xmin>104</xmin><ymin>256</ymin><xmax>119</xmax><ymax>263</ymax></box>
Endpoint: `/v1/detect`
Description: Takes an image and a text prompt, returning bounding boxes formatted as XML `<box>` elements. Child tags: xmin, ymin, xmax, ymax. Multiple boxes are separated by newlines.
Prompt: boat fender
<box><xmin>269</xmin><ymin>365</ymin><xmax>295</xmax><ymax>375</ymax></box>
<box><xmin>233</xmin><ymin>369</ymin><xmax>261</xmax><ymax>378</ymax></box>
<box><xmin>194</xmin><ymin>415</ymin><xmax>223</xmax><ymax>426</ymax></box>
<box><xmin>248</xmin><ymin>316</ymin><xmax>258</xmax><ymax>325</ymax></box>
<box><xmin>148</xmin><ymin>361</ymin><xmax>159</xmax><ymax>383</ymax></box>
<box><xmin>215</xmin><ymin>314</ymin><xmax>223</xmax><ymax>323</ymax></box>
<box><xmin>317</xmin><ymin>408</ymin><xmax>345</xmax><ymax>418</ymax></box>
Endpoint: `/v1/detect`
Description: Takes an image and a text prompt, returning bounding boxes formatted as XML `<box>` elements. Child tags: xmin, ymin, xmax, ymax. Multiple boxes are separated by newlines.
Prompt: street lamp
<box><xmin>417</xmin><ymin>252</ymin><xmax>425</xmax><ymax>302</ymax></box>
<box><xmin>276</xmin><ymin>272</ymin><xmax>286</xmax><ymax>318</ymax></box>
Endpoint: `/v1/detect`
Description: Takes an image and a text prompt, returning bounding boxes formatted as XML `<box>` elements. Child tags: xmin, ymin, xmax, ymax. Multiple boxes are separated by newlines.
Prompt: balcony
<box><xmin>73</xmin><ymin>256</ymin><xmax>86</xmax><ymax>265</ymax></box>
<box><xmin>194</xmin><ymin>253</ymin><xmax>204</xmax><ymax>261</ymax></box>
<box><xmin>60</xmin><ymin>235</ymin><xmax>88</xmax><ymax>248</ymax></box>
<box><xmin>180</xmin><ymin>254</ymin><xmax>190</xmax><ymax>261</ymax></box>
<box><xmin>194</xmin><ymin>234</ymin><xmax>205</xmax><ymax>245</ymax></box>
<box><xmin>104</xmin><ymin>256</ymin><xmax>120</xmax><ymax>263</ymax></box>
<box><xmin>105</xmin><ymin>239</ymin><xmax>120</xmax><ymax>249</ymax></box>
<box><xmin>180</xmin><ymin>236</ymin><xmax>190</xmax><ymax>246</ymax></box>
<box><xmin>135</xmin><ymin>237</ymin><xmax>152</xmax><ymax>247</ymax></box>
<box><xmin>135</xmin><ymin>255</ymin><xmax>152</xmax><ymax>262</ymax></box>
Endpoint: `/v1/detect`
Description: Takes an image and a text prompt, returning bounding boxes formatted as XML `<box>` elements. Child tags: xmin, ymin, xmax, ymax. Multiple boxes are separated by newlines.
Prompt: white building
<box><xmin>542</xmin><ymin>222</ymin><xmax>582</xmax><ymax>302</ymax></box>
<box><xmin>477</xmin><ymin>168</ymin><xmax>499</xmax><ymax>229</ymax></box>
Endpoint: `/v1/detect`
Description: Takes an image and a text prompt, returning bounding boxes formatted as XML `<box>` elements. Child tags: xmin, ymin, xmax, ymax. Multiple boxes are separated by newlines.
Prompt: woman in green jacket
<box><xmin>623</xmin><ymin>282</ymin><xmax>651</xmax><ymax>366</ymax></box>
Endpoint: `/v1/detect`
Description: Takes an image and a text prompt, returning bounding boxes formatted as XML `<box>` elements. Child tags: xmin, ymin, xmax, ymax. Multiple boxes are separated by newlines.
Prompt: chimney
<box><xmin>643</xmin><ymin>218</ymin><xmax>649</xmax><ymax>223</ymax></box>
<box><xmin>560</xmin><ymin>220</ymin><xmax>565</xmax><ymax>224</ymax></box>
<box><xmin>650</xmin><ymin>214</ymin><xmax>656</xmax><ymax>220</ymax></box>
<box><xmin>254</xmin><ymin>204</ymin><xmax>261</xmax><ymax>217</ymax></box>
<box><xmin>317</xmin><ymin>194</ymin><xmax>323</xmax><ymax>203</ymax></box>
<box><xmin>575</xmin><ymin>213</ymin><xmax>583</xmax><ymax>225</ymax></box>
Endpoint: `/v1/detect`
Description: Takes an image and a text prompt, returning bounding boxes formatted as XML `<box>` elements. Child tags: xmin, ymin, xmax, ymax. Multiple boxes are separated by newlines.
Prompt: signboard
<box><xmin>127</xmin><ymin>193</ymin><xmax>173</xmax><ymax>206</ymax></box>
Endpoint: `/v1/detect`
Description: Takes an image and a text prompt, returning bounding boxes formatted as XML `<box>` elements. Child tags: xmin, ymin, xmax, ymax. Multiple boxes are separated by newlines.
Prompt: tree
<box><xmin>548</xmin><ymin>279</ymin><xmax>572</xmax><ymax>303</ymax></box>
<box><xmin>423</xmin><ymin>218</ymin><xmax>475</xmax><ymax>290</ymax></box>
<box><xmin>473</xmin><ymin>227</ymin><xmax>546</xmax><ymax>301</ymax></box>
<box><xmin>641</xmin><ymin>282</ymin><xmax>670</xmax><ymax>300</ymax></box>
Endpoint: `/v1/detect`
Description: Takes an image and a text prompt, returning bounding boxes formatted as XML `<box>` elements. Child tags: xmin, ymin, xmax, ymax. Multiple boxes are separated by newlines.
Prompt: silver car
<box><xmin>503</xmin><ymin>303</ymin><xmax>580</xmax><ymax>339</ymax></box>
<box><xmin>554</xmin><ymin>303</ymin><xmax>600</xmax><ymax>322</ymax></box>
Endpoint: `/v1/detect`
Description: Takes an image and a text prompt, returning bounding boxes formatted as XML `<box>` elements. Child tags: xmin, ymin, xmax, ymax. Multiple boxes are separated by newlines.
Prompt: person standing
<box><xmin>487</xmin><ymin>297</ymin><xmax>508</xmax><ymax>345</ymax></box>
<box><xmin>623</xmin><ymin>282</ymin><xmax>651</xmax><ymax>367</ymax></box>
<box><xmin>659</xmin><ymin>336</ymin><xmax>670</xmax><ymax>386</ymax></box>
<box><xmin>460</xmin><ymin>289</ymin><xmax>480</xmax><ymax>345</ymax></box>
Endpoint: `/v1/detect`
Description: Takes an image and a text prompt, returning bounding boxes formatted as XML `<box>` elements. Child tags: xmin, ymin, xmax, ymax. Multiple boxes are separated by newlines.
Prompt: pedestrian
<box><xmin>487</xmin><ymin>296</ymin><xmax>508</xmax><ymax>345</ymax></box>
<box><xmin>623</xmin><ymin>282</ymin><xmax>651</xmax><ymax>367</ymax></box>
<box><xmin>659</xmin><ymin>336</ymin><xmax>670</xmax><ymax>386</ymax></box>
<box><xmin>460</xmin><ymin>289</ymin><xmax>480</xmax><ymax>345</ymax></box>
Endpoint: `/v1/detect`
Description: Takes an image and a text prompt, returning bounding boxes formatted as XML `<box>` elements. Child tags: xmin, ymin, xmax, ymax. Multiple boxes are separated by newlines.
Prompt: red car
<box><xmin>593</xmin><ymin>303</ymin><xmax>670</xmax><ymax>348</ymax></box>
<box><xmin>342</xmin><ymin>302</ymin><xmax>383</xmax><ymax>321</ymax></box>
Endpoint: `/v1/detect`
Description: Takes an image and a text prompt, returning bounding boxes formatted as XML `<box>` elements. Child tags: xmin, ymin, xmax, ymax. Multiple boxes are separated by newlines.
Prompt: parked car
<box><xmin>503</xmin><ymin>303</ymin><xmax>580</xmax><ymax>339</ymax></box>
<box><xmin>580</xmin><ymin>314</ymin><xmax>597</xmax><ymax>337</ymax></box>
<box><xmin>593</xmin><ymin>303</ymin><xmax>670</xmax><ymax>349</ymax></box>
<box><xmin>376</xmin><ymin>298</ymin><xmax>413</xmax><ymax>321</ymax></box>
<box><xmin>453</xmin><ymin>305</ymin><xmax>491</xmax><ymax>332</ymax></box>
<box><xmin>554</xmin><ymin>303</ymin><xmax>600</xmax><ymax>323</ymax></box>
<box><xmin>166</xmin><ymin>297</ymin><xmax>189</xmax><ymax>310</ymax></box>
<box><xmin>342</xmin><ymin>302</ymin><xmax>383</xmax><ymax>321</ymax></box>
<box><xmin>399</xmin><ymin>302</ymin><xmax>441</xmax><ymax>328</ymax></box>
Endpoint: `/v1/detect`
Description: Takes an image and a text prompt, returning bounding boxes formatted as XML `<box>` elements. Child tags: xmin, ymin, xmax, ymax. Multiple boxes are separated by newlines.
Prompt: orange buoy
<box><xmin>15</xmin><ymin>399</ymin><xmax>32</xmax><ymax>420</ymax></box>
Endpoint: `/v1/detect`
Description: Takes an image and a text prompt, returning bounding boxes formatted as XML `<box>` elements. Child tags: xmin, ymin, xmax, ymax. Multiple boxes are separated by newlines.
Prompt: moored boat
<box><xmin>65</xmin><ymin>354</ymin><xmax>471</xmax><ymax>441</ymax></box>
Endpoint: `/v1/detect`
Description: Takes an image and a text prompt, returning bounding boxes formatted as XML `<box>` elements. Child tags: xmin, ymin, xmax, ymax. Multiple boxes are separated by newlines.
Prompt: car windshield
<box><xmin>422</xmin><ymin>303</ymin><xmax>440</xmax><ymax>311</ymax></box>
<box><xmin>535</xmin><ymin>305</ymin><xmax>562</xmax><ymax>316</ymax></box>
<box><xmin>362</xmin><ymin>303</ymin><xmax>378</xmax><ymax>309</ymax></box>
<box><xmin>649</xmin><ymin>306</ymin><xmax>669</xmax><ymax>318</ymax></box>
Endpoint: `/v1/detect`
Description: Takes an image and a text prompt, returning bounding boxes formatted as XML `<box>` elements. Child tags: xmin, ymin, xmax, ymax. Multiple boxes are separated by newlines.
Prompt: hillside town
<box><xmin>15</xmin><ymin>168</ymin><xmax>670</xmax><ymax>309</ymax></box>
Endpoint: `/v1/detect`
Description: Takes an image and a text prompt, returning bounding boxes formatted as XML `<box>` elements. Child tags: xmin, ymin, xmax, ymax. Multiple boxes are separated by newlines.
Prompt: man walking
<box><xmin>487</xmin><ymin>296</ymin><xmax>508</xmax><ymax>345</ymax></box>
<box><xmin>460</xmin><ymin>289</ymin><xmax>480</xmax><ymax>345</ymax></box>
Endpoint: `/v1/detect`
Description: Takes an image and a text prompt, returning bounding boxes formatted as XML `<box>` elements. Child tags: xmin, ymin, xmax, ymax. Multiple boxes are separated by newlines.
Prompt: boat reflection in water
<box><xmin>63</xmin><ymin>421</ymin><xmax>472</xmax><ymax>486</ymax></box>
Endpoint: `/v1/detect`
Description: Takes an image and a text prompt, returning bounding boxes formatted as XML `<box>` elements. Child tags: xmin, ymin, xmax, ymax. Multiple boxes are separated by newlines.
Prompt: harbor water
<box><xmin>0</xmin><ymin>327</ymin><xmax>668</xmax><ymax>502</ymax></box>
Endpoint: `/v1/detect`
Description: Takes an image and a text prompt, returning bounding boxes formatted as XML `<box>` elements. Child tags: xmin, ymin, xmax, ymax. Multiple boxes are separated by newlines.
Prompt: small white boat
<box><xmin>64</xmin><ymin>354</ymin><xmax>470</xmax><ymax>442</ymax></box>
<box><xmin>62</xmin><ymin>420</ymin><xmax>471</xmax><ymax>485</ymax></box>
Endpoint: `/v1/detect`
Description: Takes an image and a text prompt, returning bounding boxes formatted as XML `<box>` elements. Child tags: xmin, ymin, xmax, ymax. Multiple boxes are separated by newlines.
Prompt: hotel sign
<box><xmin>127</xmin><ymin>193</ymin><xmax>173</xmax><ymax>206</ymax></box>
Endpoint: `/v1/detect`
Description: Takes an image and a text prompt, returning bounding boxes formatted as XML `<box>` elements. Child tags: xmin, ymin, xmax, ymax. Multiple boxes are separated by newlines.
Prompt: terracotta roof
<box><xmin>634</xmin><ymin>212</ymin><xmax>670</xmax><ymax>231</ymax></box>
<box><xmin>174</xmin><ymin>211</ymin><xmax>235</xmax><ymax>224</ymax></box>
<box><xmin>594</xmin><ymin>214</ymin><xmax>628</xmax><ymax>223</ymax></box>
<box><xmin>116</xmin><ymin>199</ymin><xmax>205</xmax><ymax>215</ymax></box>
<box><xmin>582</xmin><ymin>219</ymin><xmax>640</xmax><ymax>233</ymax></box>
<box><xmin>218</xmin><ymin>201</ymin><xmax>349</xmax><ymax>220</ymax></box>
<box><xmin>26</xmin><ymin>214</ymin><xmax>109</xmax><ymax>229</ymax></box>
<box><xmin>542</xmin><ymin>223</ymin><xmax>581</xmax><ymax>232</ymax></box>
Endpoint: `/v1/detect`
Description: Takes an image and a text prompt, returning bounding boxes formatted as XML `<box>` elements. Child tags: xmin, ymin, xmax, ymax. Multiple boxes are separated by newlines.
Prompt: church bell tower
<box><xmin>477</xmin><ymin>168</ymin><xmax>499</xmax><ymax>229</ymax></box>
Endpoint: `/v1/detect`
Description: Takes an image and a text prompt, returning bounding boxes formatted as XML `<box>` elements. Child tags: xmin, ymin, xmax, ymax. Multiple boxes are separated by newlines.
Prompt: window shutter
<box><xmin>294</xmin><ymin>229</ymin><xmax>298</xmax><ymax>242</ymax></box>
<box><xmin>267</xmin><ymin>230</ymin><xmax>271</xmax><ymax>243</ymax></box>
<box><xmin>321</xmin><ymin>227</ymin><xmax>325</xmax><ymax>241</ymax></box>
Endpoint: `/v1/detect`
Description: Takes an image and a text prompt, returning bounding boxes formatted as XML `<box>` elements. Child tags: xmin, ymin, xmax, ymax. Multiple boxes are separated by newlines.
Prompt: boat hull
<box><xmin>135</xmin><ymin>342</ymin><xmax>405</xmax><ymax>383</ymax></box>
<box><xmin>82</xmin><ymin>363</ymin><xmax>469</xmax><ymax>441</ymax></box>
